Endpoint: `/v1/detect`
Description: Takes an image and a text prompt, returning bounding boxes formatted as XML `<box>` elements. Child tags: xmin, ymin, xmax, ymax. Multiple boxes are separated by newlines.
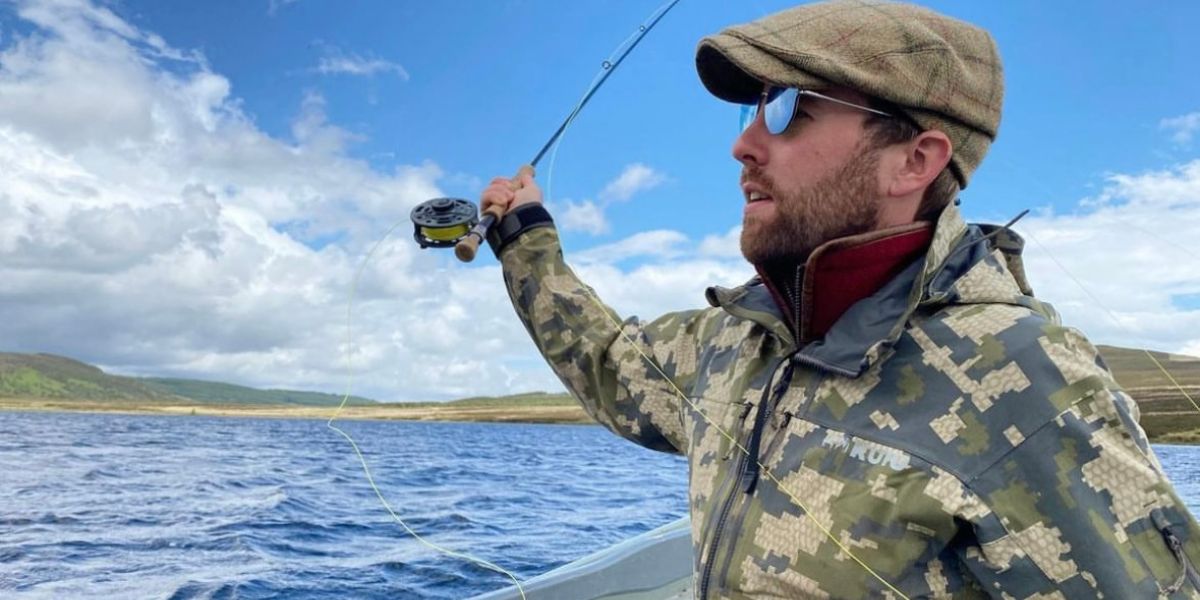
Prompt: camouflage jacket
<box><xmin>497</xmin><ymin>203</ymin><xmax>1200</xmax><ymax>599</ymax></box>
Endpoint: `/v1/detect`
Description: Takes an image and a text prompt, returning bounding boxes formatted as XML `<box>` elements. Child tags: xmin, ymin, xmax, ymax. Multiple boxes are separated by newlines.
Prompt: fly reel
<box><xmin>410</xmin><ymin>197</ymin><xmax>479</xmax><ymax>249</ymax></box>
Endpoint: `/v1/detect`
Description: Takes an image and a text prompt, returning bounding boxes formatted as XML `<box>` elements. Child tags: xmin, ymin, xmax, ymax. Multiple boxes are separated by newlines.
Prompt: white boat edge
<box><xmin>468</xmin><ymin>516</ymin><xmax>693</xmax><ymax>600</ymax></box>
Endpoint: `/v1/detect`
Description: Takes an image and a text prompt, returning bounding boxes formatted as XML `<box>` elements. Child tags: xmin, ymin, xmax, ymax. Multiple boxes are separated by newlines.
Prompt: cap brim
<box><xmin>696</xmin><ymin>34</ymin><xmax>829</xmax><ymax>104</ymax></box>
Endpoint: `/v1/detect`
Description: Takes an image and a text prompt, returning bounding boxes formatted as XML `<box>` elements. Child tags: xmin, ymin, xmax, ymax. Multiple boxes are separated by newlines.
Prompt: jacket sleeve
<box><xmin>962</xmin><ymin>382</ymin><xmax>1200</xmax><ymax>598</ymax></box>
<box><xmin>497</xmin><ymin>222</ymin><xmax>705</xmax><ymax>455</ymax></box>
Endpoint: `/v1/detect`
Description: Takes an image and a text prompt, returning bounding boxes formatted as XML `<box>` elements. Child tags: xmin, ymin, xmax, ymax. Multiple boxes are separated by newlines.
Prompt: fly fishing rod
<box><xmin>410</xmin><ymin>0</ymin><xmax>683</xmax><ymax>262</ymax></box>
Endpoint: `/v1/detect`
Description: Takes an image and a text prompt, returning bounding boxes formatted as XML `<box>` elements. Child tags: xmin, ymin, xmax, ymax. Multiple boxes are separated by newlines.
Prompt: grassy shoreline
<box><xmin>5</xmin><ymin>347</ymin><xmax>1198</xmax><ymax>440</ymax></box>
<box><xmin>0</xmin><ymin>398</ymin><xmax>595</xmax><ymax>425</ymax></box>
<box><xmin>6</xmin><ymin>396</ymin><xmax>1200</xmax><ymax>444</ymax></box>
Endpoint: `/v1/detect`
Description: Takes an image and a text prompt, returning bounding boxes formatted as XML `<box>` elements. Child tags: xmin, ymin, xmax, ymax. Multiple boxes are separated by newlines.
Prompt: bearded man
<box><xmin>481</xmin><ymin>1</ymin><xmax>1200</xmax><ymax>597</ymax></box>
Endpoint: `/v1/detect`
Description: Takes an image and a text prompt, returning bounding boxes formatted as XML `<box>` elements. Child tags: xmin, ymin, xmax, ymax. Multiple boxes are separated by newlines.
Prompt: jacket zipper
<box><xmin>698</xmin><ymin>417</ymin><xmax>753</xmax><ymax>599</ymax></box>
<box><xmin>698</xmin><ymin>358</ymin><xmax>792</xmax><ymax>599</ymax></box>
<box><xmin>1154</xmin><ymin>509</ymin><xmax>1200</xmax><ymax>593</ymax></box>
<box><xmin>709</xmin><ymin>414</ymin><xmax>788</xmax><ymax>597</ymax></box>
<box><xmin>696</xmin><ymin>400</ymin><xmax>748</xmax><ymax>588</ymax></box>
<box><xmin>709</xmin><ymin>367</ymin><xmax>820</xmax><ymax>596</ymax></box>
<box><xmin>698</xmin><ymin>466</ymin><xmax>742</xmax><ymax>600</ymax></box>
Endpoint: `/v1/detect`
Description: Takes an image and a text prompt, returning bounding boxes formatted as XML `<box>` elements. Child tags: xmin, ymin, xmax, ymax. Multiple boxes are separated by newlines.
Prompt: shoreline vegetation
<box><xmin>3</xmin><ymin>348</ymin><xmax>1200</xmax><ymax>443</ymax></box>
<box><xmin>0</xmin><ymin>395</ymin><xmax>595</xmax><ymax>425</ymax></box>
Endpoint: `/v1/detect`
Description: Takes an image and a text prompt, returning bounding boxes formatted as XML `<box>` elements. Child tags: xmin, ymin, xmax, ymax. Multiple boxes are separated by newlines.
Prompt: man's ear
<box><xmin>887</xmin><ymin>130</ymin><xmax>953</xmax><ymax>198</ymax></box>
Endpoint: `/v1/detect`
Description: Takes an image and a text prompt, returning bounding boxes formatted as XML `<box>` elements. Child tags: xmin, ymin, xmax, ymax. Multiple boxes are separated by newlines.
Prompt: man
<box><xmin>481</xmin><ymin>1</ymin><xmax>1200</xmax><ymax>597</ymax></box>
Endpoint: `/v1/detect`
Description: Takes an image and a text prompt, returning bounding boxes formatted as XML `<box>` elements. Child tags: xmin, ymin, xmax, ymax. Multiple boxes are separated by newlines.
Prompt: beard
<box><xmin>740</xmin><ymin>145</ymin><xmax>882</xmax><ymax>265</ymax></box>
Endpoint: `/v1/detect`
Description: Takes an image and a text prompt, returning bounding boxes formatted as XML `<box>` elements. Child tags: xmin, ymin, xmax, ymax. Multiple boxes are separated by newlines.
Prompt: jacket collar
<box><xmin>754</xmin><ymin>221</ymin><xmax>934</xmax><ymax>345</ymax></box>
<box><xmin>706</xmin><ymin>202</ymin><xmax>1040</xmax><ymax>377</ymax></box>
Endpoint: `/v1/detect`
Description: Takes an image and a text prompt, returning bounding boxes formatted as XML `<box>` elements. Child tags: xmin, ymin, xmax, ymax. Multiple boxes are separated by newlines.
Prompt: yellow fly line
<box><xmin>330</xmin><ymin>211</ymin><xmax>913</xmax><ymax>599</ymax></box>
<box><xmin>326</xmin><ymin>4</ymin><xmax>1198</xmax><ymax>599</ymax></box>
<box><xmin>989</xmin><ymin>152</ymin><xmax>1199</xmax><ymax>416</ymax></box>
<box><xmin>327</xmin><ymin>215</ymin><xmax>529</xmax><ymax>599</ymax></box>
<box><xmin>328</xmin><ymin>118</ymin><xmax>1200</xmax><ymax>600</ymax></box>
<box><xmin>418</xmin><ymin>222</ymin><xmax>472</xmax><ymax>243</ymax></box>
<box><xmin>571</xmin><ymin>284</ymin><xmax>914</xmax><ymax>598</ymax></box>
<box><xmin>330</xmin><ymin>116</ymin><xmax>911</xmax><ymax>600</ymax></box>
<box><xmin>1024</xmin><ymin>233</ymin><xmax>1200</xmax><ymax>414</ymax></box>
<box><xmin>331</xmin><ymin>203</ymin><xmax>1199</xmax><ymax>600</ymax></box>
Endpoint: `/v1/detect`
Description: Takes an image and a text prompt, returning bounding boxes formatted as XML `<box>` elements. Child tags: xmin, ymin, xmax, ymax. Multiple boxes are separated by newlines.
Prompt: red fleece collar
<box><xmin>756</xmin><ymin>222</ymin><xmax>934</xmax><ymax>344</ymax></box>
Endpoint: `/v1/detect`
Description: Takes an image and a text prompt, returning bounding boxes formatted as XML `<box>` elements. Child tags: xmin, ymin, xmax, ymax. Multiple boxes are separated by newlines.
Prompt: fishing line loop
<box><xmin>329</xmin><ymin>1</ymin><xmax>687</xmax><ymax>597</ymax></box>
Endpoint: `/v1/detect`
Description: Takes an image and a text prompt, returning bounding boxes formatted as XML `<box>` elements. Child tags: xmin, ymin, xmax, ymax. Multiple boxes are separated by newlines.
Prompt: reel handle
<box><xmin>454</xmin><ymin>165</ymin><xmax>535</xmax><ymax>262</ymax></box>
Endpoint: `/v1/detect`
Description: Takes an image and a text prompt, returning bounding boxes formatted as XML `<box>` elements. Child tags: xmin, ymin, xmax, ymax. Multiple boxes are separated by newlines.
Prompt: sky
<box><xmin>0</xmin><ymin>0</ymin><xmax>1197</xmax><ymax>402</ymax></box>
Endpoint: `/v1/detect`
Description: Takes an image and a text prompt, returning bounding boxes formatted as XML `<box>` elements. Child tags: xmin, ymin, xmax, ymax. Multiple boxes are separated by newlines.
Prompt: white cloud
<box><xmin>2</xmin><ymin>0</ymin><xmax>1195</xmax><ymax>411</ymax></box>
<box><xmin>576</xmin><ymin>259</ymin><xmax>751</xmax><ymax>323</ymax></box>
<box><xmin>698</xmin><ymin>225</ymin><xmax>743</xmax><ymax>259</ymax></box>
<box><xmin>557</xmin><ymin>163</ymin><xmax>668</xmax><ymax>236</ymax></box>
<box><xmin>268</xmin><ymin>0</ymin><xmax>299</xmax><ymax>16</ymax></box>
<box><xmin>314</xmin><ymin>44</ymin><xmax>409</xmax><ymax>80</ymax></box>
<box><xmin>557</xmin><ymin>199</ymin><xmax>608</xmax><ymax>235</ymax></box>
<box><xmin>568</xmin><ymin>161</ymin><xmax>1200</xmax><ymax>364</ymax></box>
<box><xmin>1006</xmin><ymin>159</ymin><xmax>1200</xmax><ymax>357</ymax></box>
<box><xmin>1162</xmin><ymin>112</ymin><xmax>1200</xmax><ymax>145</ymax></box>
<box><xmin>290</xmin><ymin>91</ymin><xmax>363</xmax><ymax>153</ymax></box>
<box><xmin>575</xmin><ymin>230</ymin><xmax>688</xmax><ymax>264</ymax></box>
<box><xmin>599</xmin><ymin>163</ymin><xmax>667</xmax><ymax>202</ymax></box>
<box><xmin>0</xmin><ymin>0</ymin><xmax>545</xmax><ymax>402</ymax></box>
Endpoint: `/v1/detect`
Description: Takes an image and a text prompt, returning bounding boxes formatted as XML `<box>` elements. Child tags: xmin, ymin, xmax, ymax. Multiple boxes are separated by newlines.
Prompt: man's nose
<box><xmin>732</xmin><ymin>115</ymin><xmax>767</xmax><ymax>167</ymax></box>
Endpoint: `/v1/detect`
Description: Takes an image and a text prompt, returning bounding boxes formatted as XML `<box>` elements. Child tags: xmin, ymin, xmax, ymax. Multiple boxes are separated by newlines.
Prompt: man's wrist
<box><xmin>486</xmin><ymin>203</ymin><xmax>554</xmax><ymax>259</ymax></box>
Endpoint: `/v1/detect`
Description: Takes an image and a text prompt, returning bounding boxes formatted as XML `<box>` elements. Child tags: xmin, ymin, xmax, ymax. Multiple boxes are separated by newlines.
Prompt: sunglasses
<box><xmin>739</xmin><ymin>87</ymin><xmax>894</xmax><ymax>135</ymax></box>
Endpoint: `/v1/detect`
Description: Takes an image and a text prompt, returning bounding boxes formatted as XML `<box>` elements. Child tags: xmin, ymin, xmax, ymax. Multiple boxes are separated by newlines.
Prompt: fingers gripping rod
<box><xmin>454</xmin><ymin>165</ymin><xmax>534</xmax><ymax>262</ymax></box>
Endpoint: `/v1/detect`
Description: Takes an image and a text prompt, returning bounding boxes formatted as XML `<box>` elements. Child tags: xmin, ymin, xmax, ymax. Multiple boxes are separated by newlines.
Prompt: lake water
<box><xmin>2</xmin><ymin>411</ymin><xmax>1200</xmax><ymax>599</ymax></box>
<box><xmin>0</xmin><ymin>412</ymin><xmax>688</xmax><ymax>599</ymax></box>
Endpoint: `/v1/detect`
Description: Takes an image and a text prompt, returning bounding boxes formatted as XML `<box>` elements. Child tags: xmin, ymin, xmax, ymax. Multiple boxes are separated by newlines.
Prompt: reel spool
<box><xmin>410</xmin><ymin>197</ymin><xmax>479</xmax><ymax>249</ymax></box>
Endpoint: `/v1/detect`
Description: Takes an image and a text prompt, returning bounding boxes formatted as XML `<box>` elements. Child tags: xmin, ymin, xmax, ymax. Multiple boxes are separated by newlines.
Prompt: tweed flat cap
<box><xmin>696</xmin><ymin>0</ymin><xmax>1003</xmax><ymax>188</ymax></box>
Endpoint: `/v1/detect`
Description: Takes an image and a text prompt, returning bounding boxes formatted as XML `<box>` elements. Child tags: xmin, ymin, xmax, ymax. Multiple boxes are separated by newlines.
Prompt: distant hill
<box><xmin>0</xmin><ymin>353</ymin><xmax>177</xmax><ymax>402</ymax></box>
<box><xmin>3</xmin><ymin>347</ymin><xmax>1200</xmax><ymax>431</ymax></box>
<box><xmin>140</xmin><ymin>378</ymin><xmax>376</xmax><ymax>407</ymax></box>
<box><xmin>1099</xmin><ymin>345</ymin><xmax>1200</xmax><ymax>441</ymax></box>
<box><xmin>395</xmin><ymin>391</ymin><xmax>574</xmax><ymax>409</ymax></box>
<box><xmin>0</xmin><ymin>353</ymin><xmax>374</xmax><ymax>407</ymax></box>
<box><xmin>1097</xmin><ymin>345</ymin><xmax>1200</xmax><ymax>390</ymax></box>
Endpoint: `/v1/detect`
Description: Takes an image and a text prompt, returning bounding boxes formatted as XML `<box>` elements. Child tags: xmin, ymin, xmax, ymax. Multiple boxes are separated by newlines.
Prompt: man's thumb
<box><xmin>515</xmin><ymin>164</ymin><xmax>536</xmax><ymax>188</ymax></box>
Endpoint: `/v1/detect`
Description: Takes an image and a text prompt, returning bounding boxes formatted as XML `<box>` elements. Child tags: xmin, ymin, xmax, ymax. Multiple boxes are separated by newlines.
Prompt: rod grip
<box><xmin>454</xmin><ymin>165</ymin><xmax>535</xmax><ymax>262</ymax></box>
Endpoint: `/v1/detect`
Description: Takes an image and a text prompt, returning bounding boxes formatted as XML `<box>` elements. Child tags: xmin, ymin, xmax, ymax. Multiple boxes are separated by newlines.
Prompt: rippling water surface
<box><xmin>0</xmin><ymin>412</ymin><xmax>688</xmax><ymax>599</ymax></box>
<box><xmin>3</xmin><ymin>411</ymin><xmax>1200</xmax><ymax>599</ymax></box>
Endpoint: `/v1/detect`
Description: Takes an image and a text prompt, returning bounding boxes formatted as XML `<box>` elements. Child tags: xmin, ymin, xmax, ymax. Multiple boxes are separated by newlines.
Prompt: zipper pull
<box><xmin>777</xmin><ymin>410</ymin><xmax>794</xmax><ymax>430</ymax></box>
<box><xmin>722</xmin><ymin>401</ymin><xmax>755</xmax><ymax>462</ymax></box>
<box><xmin>1153</xmin><ymin>508</ymin><xmax>1200</xmax><ymax>593</ymax></box>
<box><xmin>1162</xmin><ymin>530</ymin><xmax>1188</xmax><ymax>594</ymax></box>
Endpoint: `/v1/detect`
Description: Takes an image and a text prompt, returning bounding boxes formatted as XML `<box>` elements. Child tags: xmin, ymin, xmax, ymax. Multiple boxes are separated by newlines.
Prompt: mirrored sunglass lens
<box><xmin>739</xmin><ymin>104</ymin><xmax>758</xmax><ymax>132</ymax></box>
<box><xmin>763</xmin><ymin>88</ymin><xmax>797</xmax><ymax>135</ymax></box>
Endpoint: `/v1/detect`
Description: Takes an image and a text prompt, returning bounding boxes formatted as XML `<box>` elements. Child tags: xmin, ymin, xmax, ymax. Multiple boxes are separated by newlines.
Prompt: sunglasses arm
<box><xmin>798</xmin><ymin>90</ymin><xmax>893</xmax><ymax>118</ymax></box>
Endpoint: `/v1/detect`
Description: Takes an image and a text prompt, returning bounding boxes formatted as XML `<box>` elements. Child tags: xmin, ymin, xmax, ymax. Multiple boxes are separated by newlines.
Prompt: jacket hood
<box><xmin>705</xmin><ymin>202</ymin><xmax>1055</xmax><ymax>377</ymax></box>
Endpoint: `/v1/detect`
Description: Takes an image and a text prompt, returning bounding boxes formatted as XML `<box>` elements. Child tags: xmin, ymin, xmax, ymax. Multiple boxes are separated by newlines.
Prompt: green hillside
<box><xmin>1098</xmin><ymin>345</ymin><xmax>1200</xmax><ymax>389</ymax></box>
<box><xmin>0</xmin><ymin>353</ymin><xmax>177</xmax><ymax>402</ymax></box>
<box><xmin>140</xmin><ymin>378</ymin><xmax>376</xmax><ymax>407</ymax></box>
<box><xmin>395</xmin><ymin>391</ymin><xmax>574</xmax><ymax>409</ymax></box>
<box><xmin>1100</xmin><ymin>345</ymin><xmax>1200</xmax><ymax>441</ymax></box>
<box><xmin>3</xmin><ymin>347</ymin><xmax>1200</xmax><ymax>429</ymax></box>
<box><xmin>0</xmin><ymin>353</ymin><xmax>373</xmax><ymax>406</ymax></box>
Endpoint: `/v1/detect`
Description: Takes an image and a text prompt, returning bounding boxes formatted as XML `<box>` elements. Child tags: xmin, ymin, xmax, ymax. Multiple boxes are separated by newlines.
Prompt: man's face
<box><xmin>734</xmin><ymin>87</ymin><xmax>884</xmax><ymax>264</ymax></box>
